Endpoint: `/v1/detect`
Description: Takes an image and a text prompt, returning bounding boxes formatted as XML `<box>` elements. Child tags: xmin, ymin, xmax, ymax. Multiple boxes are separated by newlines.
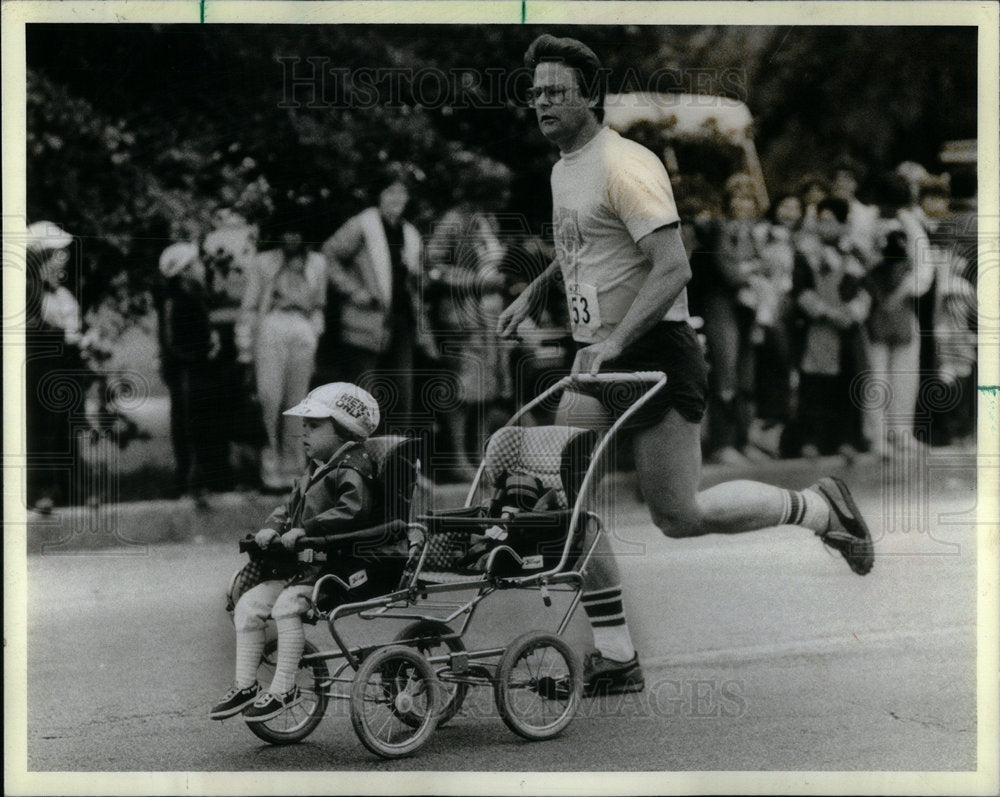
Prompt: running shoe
<box><xmin>809</xmin><ymin>476</ymin><xmax>875</xmax><ymax>575</ymax></box>
<box><xmin>582</xmin><ymin>651</ymin><xmax>645</xmax><ymax>697</ymax></box>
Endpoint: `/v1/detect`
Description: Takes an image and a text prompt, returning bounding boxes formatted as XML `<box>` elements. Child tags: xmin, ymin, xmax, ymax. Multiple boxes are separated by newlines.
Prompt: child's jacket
<box><xmin>261</xmin><ymin>441</ymin><xmax>377</xmax><ymax>586</ymax></box>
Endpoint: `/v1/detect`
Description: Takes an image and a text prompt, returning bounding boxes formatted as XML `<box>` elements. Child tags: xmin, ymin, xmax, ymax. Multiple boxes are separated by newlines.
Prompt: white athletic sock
<box><xmin>582</xmin><ymin>586</ymin><xmax>636</xmax><ymax>662</ymax></box>
<box><xmin>778</xmin><ymin>488</ymin><xmax>830</xmax><ymax>533</ymax></box>
<box><xmin>269</xmin><ymin>616</ymin><xmax>306</xmax><ymax>695</ymax></box>
<box><xmin>235</xmin><ymin>628</ymin><xmax>265</xmax><ymax>689</ymax></box>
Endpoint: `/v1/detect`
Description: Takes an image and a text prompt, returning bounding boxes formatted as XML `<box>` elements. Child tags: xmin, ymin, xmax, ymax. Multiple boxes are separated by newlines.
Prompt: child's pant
<box><xmin>233</xmin><ymin>581</ymin><xmax>313</xmax><ymax>695</ymax></box>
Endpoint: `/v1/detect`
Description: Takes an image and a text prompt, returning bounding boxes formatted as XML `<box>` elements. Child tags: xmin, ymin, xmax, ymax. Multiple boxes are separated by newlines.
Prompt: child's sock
<box><xmin>777</xmin><ymin>488</ymin><xmax>831</xmax><ymax>533</ymax></box>
<box><xmin>235</xmin><ymin>628</ymin><xmax>265</xmax><ymax>689</ymax></box>
<box><xmin>582</xmin><ymin>586</ymin><xmax>636</xmax><ymax>663</ymax></box>
<box><xmin>269</xmin><ymin>616</ymin><xmax>306</xmax><ymax>695</ymax></box>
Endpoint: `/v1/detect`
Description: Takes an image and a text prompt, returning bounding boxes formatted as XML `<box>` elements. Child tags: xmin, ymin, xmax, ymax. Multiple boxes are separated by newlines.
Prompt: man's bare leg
<box><xmin>633</xmin><ymin>409</ymin><xmax>874</xmax><ymax>574</ymax></box>
<box><xmin>556</xmin><ymin>390</ymin><xmax>641</xmax><ymax>679</ymax></box>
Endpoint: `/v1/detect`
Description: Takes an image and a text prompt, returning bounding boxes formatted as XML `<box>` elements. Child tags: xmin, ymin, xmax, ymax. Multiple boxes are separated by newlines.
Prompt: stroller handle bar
<box><xmin>501</xmin><ymin>371</ymin><xmax>667</xmax><ymax>431</ymax></box>
<box><xmin>569</xmin><ymin>370</ymin><xmax>666</xmax><ymax>384</ymax></box>
<box><xmin>465</xmin><ymin>370</ymin><xmax>668</xmax><ymax>578</ymax></box>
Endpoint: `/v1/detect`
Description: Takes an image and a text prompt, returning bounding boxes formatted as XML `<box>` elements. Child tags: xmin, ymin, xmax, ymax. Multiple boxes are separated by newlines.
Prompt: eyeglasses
<box><xmin>527</xmin><ymin>85</ymin><xmax>573</xmax><ymax>107</ymax></box>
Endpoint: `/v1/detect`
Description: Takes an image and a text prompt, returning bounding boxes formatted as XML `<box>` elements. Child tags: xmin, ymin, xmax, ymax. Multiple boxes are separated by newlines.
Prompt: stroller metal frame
<box><xmin>237</xmin><ymin>371</ymin><xmax>667</xmax><ymax>758</ymax></box>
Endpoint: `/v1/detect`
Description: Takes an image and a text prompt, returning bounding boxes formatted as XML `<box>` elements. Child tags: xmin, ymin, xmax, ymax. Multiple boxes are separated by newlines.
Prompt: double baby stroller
<box><xmin>228</xmin><ymin>372</ymin><xmax>666</xmax><ymax>758</ymax></box>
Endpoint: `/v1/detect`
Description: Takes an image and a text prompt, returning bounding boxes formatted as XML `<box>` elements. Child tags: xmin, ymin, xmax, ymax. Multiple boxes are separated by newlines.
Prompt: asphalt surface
<box><xmin>19</xmin><ymin>451</ymin><xmax>985</xmax><ymax>782</ymax></box>
<box><xmin>19</xmin><ymin>454</ymin><xmax>977</xmax><ymax>772</ymax></box>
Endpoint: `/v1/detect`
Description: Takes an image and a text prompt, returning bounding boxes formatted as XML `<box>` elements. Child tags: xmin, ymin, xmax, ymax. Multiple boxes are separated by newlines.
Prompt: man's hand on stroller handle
<box><xmin>571</xmin><ymin>338</ymin><xmax>625</xmax><ymax>377</ymax></box>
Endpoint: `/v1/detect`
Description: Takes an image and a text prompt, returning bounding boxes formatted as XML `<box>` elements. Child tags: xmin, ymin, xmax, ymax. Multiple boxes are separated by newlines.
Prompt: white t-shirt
<box><xmin>551</xmin><ymin>126</ymin><xmax>686</xmax><ymax>343</ymax></box>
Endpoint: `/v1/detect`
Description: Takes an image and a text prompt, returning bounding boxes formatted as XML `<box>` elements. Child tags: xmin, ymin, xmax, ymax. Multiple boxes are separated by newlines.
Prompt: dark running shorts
<box><xmin>569</xmin><ymin>321</ymin><xmax>708</xmax><ymax>431</ymax></box>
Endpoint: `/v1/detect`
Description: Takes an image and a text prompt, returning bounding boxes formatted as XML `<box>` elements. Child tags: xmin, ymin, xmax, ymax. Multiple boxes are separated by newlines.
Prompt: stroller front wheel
<box><xmin>350</xmin><ymin>645</ymin><xmax>440</xmax><ymax>759</ymax></box>
<box><xmin>393</xmin><ymin>619</ymin><xmax>469</xmax><ymax>727</ymax></box>
<box><xmin>494</xmin><ymin>631</ymin><xmax>582</xmax><ymax>741</ymax></box>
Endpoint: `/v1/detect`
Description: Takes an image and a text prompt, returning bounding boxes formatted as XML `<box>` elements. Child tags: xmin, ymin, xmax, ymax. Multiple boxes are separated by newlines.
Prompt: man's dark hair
<box><xmin>816</xmin><ymin>196</ymin><xmax>850</xmax><ymax>224</ymax></box>
<box><xmin>523</xmin><ymin>34</ymin><xmax>606</xmax><ymax>123</ymax></box>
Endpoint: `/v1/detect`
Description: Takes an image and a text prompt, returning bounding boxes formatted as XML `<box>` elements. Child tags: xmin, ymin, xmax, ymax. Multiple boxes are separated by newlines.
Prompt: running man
<box><xmin>498</xmin><ymin>35</ymin><xmax>874</xmax><ymax>696</ymax></box>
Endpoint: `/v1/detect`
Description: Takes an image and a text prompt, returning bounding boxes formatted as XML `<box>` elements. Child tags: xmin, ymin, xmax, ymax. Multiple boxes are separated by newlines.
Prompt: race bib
<box><xmin>566</xmin><ymin>282</ymin><xmax>602</xmax><ymax>342</ymax></box>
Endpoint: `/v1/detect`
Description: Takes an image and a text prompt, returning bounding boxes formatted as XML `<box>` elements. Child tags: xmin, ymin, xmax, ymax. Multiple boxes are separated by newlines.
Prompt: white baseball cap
<box><xmin>283</xmin><ymin>382</ymin><xmax>380</xmax><ymax>439</ymax></box>
<box><xmin>26</xmin><ymin>221</ymin><xmax>72</xmax><ymax>252</ymax></box>
<box><xmin>159</xmin><ymin>242</ymin><xmax>200</xmax><ymax>279</ymax></box>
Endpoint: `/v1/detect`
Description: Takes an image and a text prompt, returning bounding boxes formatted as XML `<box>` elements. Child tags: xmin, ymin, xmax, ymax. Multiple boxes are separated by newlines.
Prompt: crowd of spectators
<box><xmin>686</xmin><ymin>157</ymin><xmax>977</xmax><ymax>465</ymax></box>
<box><xmin>25</xmin><ymin>154</ymin><xmax>979</xmax><ymax>509</ymax></box>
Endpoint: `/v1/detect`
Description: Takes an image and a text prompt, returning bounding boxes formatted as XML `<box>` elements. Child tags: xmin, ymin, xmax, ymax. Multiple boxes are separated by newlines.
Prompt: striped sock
<box><xmin>235</xmin><ymin>629</ymin><xmax>265</xmax><ymax>689</ymax></box>
<box><xmin>269</xmin><ymin>616</ymin><xmax>306</xmax><ymax>695</ymax></box>
<box><xmin>778</xmin><ymin>489</ymin><xmax>830</xmax><ymax>533</ymax></box>
<box><xmin>582</xmin><ymin>586</ymin><xmax>635</xmax><ymax>662</ymax></box>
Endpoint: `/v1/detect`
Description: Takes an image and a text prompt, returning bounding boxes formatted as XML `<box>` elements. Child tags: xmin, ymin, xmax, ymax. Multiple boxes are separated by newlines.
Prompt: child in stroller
<box><xmin>210</xmin><ymin>382</ymin><xmax>405</xmax><ymax>723</ymax></box>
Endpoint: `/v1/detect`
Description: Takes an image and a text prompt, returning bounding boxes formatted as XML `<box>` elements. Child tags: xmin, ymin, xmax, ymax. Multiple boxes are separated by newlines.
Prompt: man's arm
<box><xmin>496</xmin><ymin>259</ymin><xmax>562</xmax><ymax>339</ymax></box>
<box><xmin>572</xmin><ymin>223</ymin><xmax>690</xmax><ymax>376</ymax></box>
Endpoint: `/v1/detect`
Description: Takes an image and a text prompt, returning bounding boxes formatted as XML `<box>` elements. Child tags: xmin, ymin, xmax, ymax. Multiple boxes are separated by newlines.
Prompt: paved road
<box><xmin>24</xmin><ymin>461</ymin><xmax>980</xmax><ymax>774</ymax></box>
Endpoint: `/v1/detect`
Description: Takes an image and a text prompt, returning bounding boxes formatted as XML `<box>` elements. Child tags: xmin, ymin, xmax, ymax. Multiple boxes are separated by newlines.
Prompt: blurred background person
<box><xmin>321</xmin><ymin>168</ymin><xmax>439</xmax><ymax>433</ymax></box>
<box><xmin>25</xmin><ymin>221</ymin><xmax>87</xmax><ymax>513</ymax></box>
<box><xmin>203</xmin><ymin>209</ymin><xmax>261</xmax><ymax>490</ymax></box>
<box><xmin>240</xmin><ymin>216</ymin><xmax>326</xmax><ymax>490</ymax></box>
<box><xmin>748</xmin><ymin>192</ymin><xmax>803</xmax><ymax>457</ymax></box>
<box><xmin>792</xmin><ymin>198</ymin><xmax>870</xmax><ymax>458</ymax></box>
<box><xmin>701</xmin><ymin>173</ymin><xmax>763</xmax><ymax>465</ymax></box>
<box><xmin>155</xmin><ymin>242</ymin><xmax>218</xmax><ymax>505</ymax></box>
<box><xmin>496</xmin><ymin>232</ymin><xmax>570</xmax><ymax>428</ymax></box>
<box><xmin>862</xmin><ymin>173</ymin><xmax>934</xmax><ymax>460</ymax></box>
<box><xmin>796</xmin><ymin>174</ymin><xmax>829</xmax><ymax>237</ymax></box>
<box><xmin>830</xmin><ymin>158</ymin><xmax>879</xmax><ymax>267</ymax></box>
<box><xmin>425</xmin><ymin>161</ymin><xmax>513</xmax><ymax>481</ymax></box>
<box><xmin>918</xmin><ymin>174</ymin><xmax>976</xmax><ymax>447</ymax></box>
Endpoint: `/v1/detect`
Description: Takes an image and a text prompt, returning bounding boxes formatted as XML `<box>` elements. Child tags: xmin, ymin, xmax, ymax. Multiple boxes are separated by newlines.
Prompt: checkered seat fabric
<box><xmin>417</xmin><ymin>426</ymin><xmax>598</xmax><ymax>582</ymax></box>
<box><xmin>483</xmin><ymin>425</ymin><xmax>598</xmax><ymax>507</ymax></box>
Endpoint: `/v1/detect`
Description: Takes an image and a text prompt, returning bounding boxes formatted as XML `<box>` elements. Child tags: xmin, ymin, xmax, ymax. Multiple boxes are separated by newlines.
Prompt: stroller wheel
<box><xmin>246</xmin><ymin>639</ymin><xmax>328</xmax><ymax>745</ymax></box>
<box><xmin>393</xmin><ymin>620</ymin><xmax>469</xmax><ymax>727</ymax></box>
<box><xmin>350</xmin><ymin>645</ymin><xmax>439</xmax><ymax>759</ymax></box>
<box><xmin>494</xmin><ymin>631</ymin><xmax>581</xmax><ymax>741</ymax></box>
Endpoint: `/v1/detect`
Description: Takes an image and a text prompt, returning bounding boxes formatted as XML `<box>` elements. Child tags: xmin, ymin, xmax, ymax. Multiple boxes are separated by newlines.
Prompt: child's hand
<box><xmin>254</xmin><ymin>528</ymin><xmax>279</xmax><ymax>548</ymax></box>
<box><xmin>281</xmin><ymin>527</ymin><xmax>306</xmax><ymax>551</ymax></box>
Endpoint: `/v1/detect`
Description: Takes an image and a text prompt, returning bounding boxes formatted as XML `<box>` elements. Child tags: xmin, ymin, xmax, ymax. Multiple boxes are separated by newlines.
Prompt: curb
<box><xmin>25</xmin><ymin>454</ymin><xmax>888</xmax><ymax>554</ymax></box>
<box><xmin>25</xmin><ymin>482</ymin><xmax>474</xmax><ymax>555</ymax></box>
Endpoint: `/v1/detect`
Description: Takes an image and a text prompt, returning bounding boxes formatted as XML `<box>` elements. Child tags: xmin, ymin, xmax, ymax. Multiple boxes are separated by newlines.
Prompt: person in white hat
<box><xmin>156</xmin><ymin>242</ymin><xmax>218</xmax><ymax>502</ymax></box>
<box><xmin>211</xmin><ymin>382</ymin><xmax>394</xmax><ymax>723</ymax></box>
<box><xmin>25</xmin><ymin>222</ymin><xmax>83</xmax><ymax>513</ymax></box>
<box><xmin>26</xmin><ymin>221</ymin><xmax>81</xmax><ymax>345</ymax></box>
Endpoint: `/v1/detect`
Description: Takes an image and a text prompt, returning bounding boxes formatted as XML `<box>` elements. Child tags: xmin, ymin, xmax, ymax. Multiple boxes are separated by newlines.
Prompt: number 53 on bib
<box><xmin>566</xmin><ymin>282</ymin><xmax>602</xmax><ymax>342</ymax></box>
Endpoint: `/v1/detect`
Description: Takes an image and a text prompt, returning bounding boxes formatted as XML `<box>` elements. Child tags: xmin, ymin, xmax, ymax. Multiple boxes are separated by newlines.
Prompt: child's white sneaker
<box><xmin>243</xmin><ymin>687</ymin><xmax>303</xmax><ymax>722</ymax></box>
